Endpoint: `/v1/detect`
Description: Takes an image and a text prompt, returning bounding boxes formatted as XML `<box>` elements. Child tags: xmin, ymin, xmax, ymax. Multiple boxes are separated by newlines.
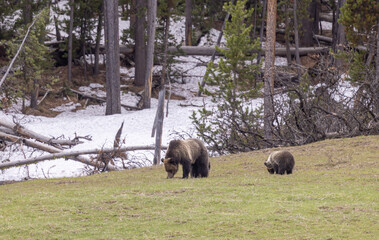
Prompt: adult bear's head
<box><xmin>264</xmin><ymin>155</ymin><xmax>275</xmax><ymax>174</ymax></box>
<box><xmin>161</xmin><ymin>158</ymin><xmax>178</xmax><ymax>178</ymax></box>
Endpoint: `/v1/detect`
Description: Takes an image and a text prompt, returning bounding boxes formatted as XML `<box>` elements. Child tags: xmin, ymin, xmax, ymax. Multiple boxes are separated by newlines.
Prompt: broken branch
<box><xmin>0</xmin><ymin>145</ymin><xmax>168</xmax><ymax>169</ymax></box>
<box><xmin>69</xmin><ymin>88</ymin><xmax>141</xmax><ymax>111</ymax></box>
<box><xmin>0</xmin><ymin>131</ymin><xmax>115</xmax><ymax>170</ymax></box>
<box><xmin>0</xmin><ymin>118</ymin><xmax>82</xmax><ymax>146</ymax></box>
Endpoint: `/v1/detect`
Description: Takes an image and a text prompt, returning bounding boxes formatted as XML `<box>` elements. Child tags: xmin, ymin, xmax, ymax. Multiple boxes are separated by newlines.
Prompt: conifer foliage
<box><xmin>5</xmin><ymin>8</ymin><xmax>55</xmax><ymax>110</ymax></box>
<box><xmin>339</xmin><ymin>0</ymin><xmax>377</xmax><ymax>45</ymax></box>
<box><xmin>338</xmin><ymin>0</ymin><xmax>379</xmax><ymax>118</ymax></box>
<box><xmin>191</xmin><ymin>0</ymin><xmax>262</xmax><ymax>155</ymax></box>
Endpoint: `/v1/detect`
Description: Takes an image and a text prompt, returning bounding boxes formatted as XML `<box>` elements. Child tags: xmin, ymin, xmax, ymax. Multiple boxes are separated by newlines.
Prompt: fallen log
<box><xmin>320</xmin><ymin>12</ymin><xmax>333</xmax><ymax>23</ymax></box>
<box><xmin>69</xmin><ymin>88</ymin><xmax>141</xmax><ymax>111</ymax></box>
<box><xmin>119</xmin><ymin>46</ymin><xmax>330</xmax><ymax>57</ymax></box>
<box><xmin>0</xmin><ymin>145</ymin><xmax>168</xmax><ymax>169</ymax></box>
<box><xmin>0</xmin><ymin>118</ymin><xmax>82</xmax><ymax>147</ymax></box>
<box><xmin>0</xmin><ymin>127</ymin><xmax>14</xmax><ymax>135</ymax></box>
<box><xmin>0</xmin><ymin>131</ymin><xmax>115</xmax><ymax>170</ymax></box>
<box><xmin>314</xmin><ymin>35</ymin><xmax>332</xmax><ymax>43</ymax></box>
<box><xmin>0</xmin><ymin>131</ymin><xmax>61</xmax><ymax>153</ymax></box>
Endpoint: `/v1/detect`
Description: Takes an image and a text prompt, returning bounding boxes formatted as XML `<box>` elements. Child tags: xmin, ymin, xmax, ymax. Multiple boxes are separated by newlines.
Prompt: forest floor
<box><xmin>17</xmin><ymin>63</ymin><xmax>188</xmax><ymax>118</ymax></box>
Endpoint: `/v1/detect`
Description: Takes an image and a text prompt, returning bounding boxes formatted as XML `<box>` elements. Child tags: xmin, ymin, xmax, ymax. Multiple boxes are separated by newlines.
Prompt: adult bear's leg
<box><xmin>191</xmin><ymin>163</ymin><xmax>199</xmax><ymax>178</ymax></box>
<box><xmin>273</xmin><ymin>165</ymin><xmax>279</xmax><ymax>174</ymax></box>
<box><xmin>198</xmin><ymin>160</ymin><xmax>209</xmax><ymax>177</ymax></box>
<box><xmin>182</xmin><ymin>162</ymin><xmax>191</xmax><ymax>178</ymax></box>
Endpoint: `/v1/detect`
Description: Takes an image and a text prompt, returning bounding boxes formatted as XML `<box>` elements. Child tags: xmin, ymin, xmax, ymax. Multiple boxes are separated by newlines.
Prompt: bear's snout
<box><xmin>166</xmin><ymin>172</ymin><xmax>175</xmax><ymax>179</ymax></box>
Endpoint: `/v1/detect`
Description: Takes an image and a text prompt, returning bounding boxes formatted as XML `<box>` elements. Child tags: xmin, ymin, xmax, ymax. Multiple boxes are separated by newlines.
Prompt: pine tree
<box><xmin>6</xmin><ymin>8</ymin><xmax>56</xmax><ymax>110</ymax></box>
<box><xmin>191</xmin><ymin>0</ymin><xmax>262</xmax><ymax>155</ymax></box>
<box><xmin>339</xmin><ymin>0</ymin><xmax>377</xmax><ymax>46</ymax></box>
<box><xmin>338</xmin><ymin>0</ymin><xmax>378</xmax><ymax>118</ymax></box>
<box><xmin>56</xmin><ymin>0</ymin><xmax>103</xmax><ymax>77</ymax></box>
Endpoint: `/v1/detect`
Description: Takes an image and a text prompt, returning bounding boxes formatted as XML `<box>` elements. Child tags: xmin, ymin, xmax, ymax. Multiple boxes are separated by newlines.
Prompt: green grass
<box><xmin>1</xmin><ymin>135</ymin><xmax>378</xmax><ymax>239</ymax></box>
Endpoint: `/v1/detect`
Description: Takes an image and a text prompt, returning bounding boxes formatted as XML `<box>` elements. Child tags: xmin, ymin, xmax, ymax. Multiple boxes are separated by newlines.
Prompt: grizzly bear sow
<box><xmin>264</xmin><ymin>150</ymin><xmax>295</xmax><ymax>175</ymax></box>
<box><xmin>161</xmin><ymin>138</ymin><xmax>210</xmax><ymax>179</ymax></box>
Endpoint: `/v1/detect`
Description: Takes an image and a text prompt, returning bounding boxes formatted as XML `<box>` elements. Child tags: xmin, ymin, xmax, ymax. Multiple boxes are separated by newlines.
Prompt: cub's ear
<box><xmin>161</xmin><ymin>158</ymin><xmax>164</xmax><ymax>163</ymax></box>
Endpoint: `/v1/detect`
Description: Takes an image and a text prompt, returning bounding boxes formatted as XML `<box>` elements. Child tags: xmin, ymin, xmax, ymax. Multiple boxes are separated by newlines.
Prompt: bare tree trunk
<box><xmin>54</xmin><ymin>15</ymin><xmax>61</xmax><ymax>41</ymax></box>
<box><xmin>257</xmin><ymin>0</ymin><xmax>267</xmax><ymax>66</ymax></box>
<box><xmin>336</xmin><ymin>4</ymin><xmax>345</xmax><ymax>44</ymax></box>
<box><xmin>300</xmin><ymin>0</ymin><xmax>319</xmax><ymax>47</ymax></box>
<box><xmin>22</xmin><ymin>1</ymin><xmax>32</xmax><ymax>25</ymax></box>
<box><xmin>334</xmin><ymin>0</ymin><xmax>346</xmax><ymax>67</ymax></box>
<box><xmin>284</xmin><ymin>3</ymin><xmax>291</xmax><ymax>65</ymax></box>
<box><xmin>134</xmin><ymin>0</ymin><xmax>146</xmax><ymax>86</ymax></box>
<box><xmin>30</xmin><ymin>79</ymin><xmax>38</xmax><ymax>109</ymax></box>
<box><xmin>331</xmin><ymin>0</ymin><xmax>337</xmax><ymax>51</ymax></box>
<box><xmin>365</xmin><ymin>33</ymin><xmax>376</xmax><ymax>66</ymax></box>
<box><xmin>68</xmin><ymin>0</ymin><xmax>74</xmax><ymax>83</ymax></box>
<box><xmin>374</xmin><ymin>22</ymin><xmax>379</xmax><ymax>118</ymax></box>
<box><xmin>185</xmin><ymin>0</ymin><xmax>192</xmax><ymax>46</ymax></box>
<box><xmin>94</xmin><ymin>2</ymin><xmax>103</xmax><ymax>75</ymax></box>
<box><xmin>104</xmin><ymin>0</ymin><xmax>121</xmax><ymax>115</ymax></box>
<box><xmin>130</xmin><ymin>0</ymin><xmax>137</xmax><ymax>33</ymax></box>
<box><xmin>293</xmin><ymin>0</ymin><xmax>301</xmax><ymax>78</ymax></box>
<box><xmin>197</xmin><ymin>0</ymin><xmax>235</xmax><ymax>96</ymax></box>
<box><xmin>152</xmin><ymin>10</ymin><xmax>171</xmax><ymax>165</ymax></box>
<box><xmin>152</xmin><ymin>87</ymin><xmax>165</xmax><ymax>164</ymax></box>
<box><xmin>81</xmin><ymin>28</ymin><xmax>88</xmax><ymax>81</ymax></box>
<box><xmin>264</xmin><ymin>0</ymin><xmax>277</xmax><ymax>146</ymax></box>
<box><xmin>143</xmin><ymin>0</ymin><xmax>157</xmax><ymax>109</ymax></box>
<box><xmin>252</xmin><ymin>0</ymin><xmax>258</xmax><ymax>39</ymax></box>
<box><xmin>29</xmin><ymin>4</ymin><xmax>42</xmax><ymax>109</ymax></box>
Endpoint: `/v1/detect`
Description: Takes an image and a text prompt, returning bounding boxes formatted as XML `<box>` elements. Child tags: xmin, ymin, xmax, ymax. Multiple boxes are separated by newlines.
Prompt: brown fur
<box><xmin>264</xmin><ymin>150</ymin><xmax>295</xmax><ymax>175</ymax></box>
<box><xmin>161</xmin><ymin>138</ymin><xmax>210</xmax><ymax>178</ymax></box>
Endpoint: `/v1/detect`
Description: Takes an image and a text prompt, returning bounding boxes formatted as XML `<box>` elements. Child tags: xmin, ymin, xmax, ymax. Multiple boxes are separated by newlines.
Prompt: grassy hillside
<box><xmin>1</xmin><ymin>136</ymin><xmax>378</xmax><ymax>239</ymax></box>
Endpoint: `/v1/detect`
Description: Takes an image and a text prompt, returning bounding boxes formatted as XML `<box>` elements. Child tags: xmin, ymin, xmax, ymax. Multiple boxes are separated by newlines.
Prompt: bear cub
<box><xmin>162</xmin><ymin>138</ymin><xmax>210</xmax><ymax>179</ymax></box>
<box><xmin>264</xmin><ymin>150</ymin><xmax>295</xmax><ymax>175</ymax></box>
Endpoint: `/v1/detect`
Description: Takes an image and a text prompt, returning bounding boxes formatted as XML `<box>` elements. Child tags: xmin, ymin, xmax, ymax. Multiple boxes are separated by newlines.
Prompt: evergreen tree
<box><xmin>6</xmin><ymin>8</ymin><xmax>56</xmax><ymax>110</ymax></box>
<box><xmin>191</xmin><ymin>0</ymin><xmax>262</xmax><ymax>155</ymax></box>
<box><xmin>0</xmin><ymin>0</ymin><xmax>49</xmax><ymax>41</ymax></box>
<box><xmin>192</xmin><ymin>0</ymin><xmax>227</xmax><ymax>37</ymax></box>
<box><xmin>0</xmin><ymin>1</ymin><xmax>17</xmax><ymax>40</ymax></box>
<box><xmin>55</xmin><ymin>0</ymin><xmax>103</xmax><ymax>74</ymax></box>
<box><xmin>338</xmin><ymin>0</ymin><xmax>378</xmax><ymax>118</ymax></box>
<box><xmin>339</xmin><ymin>0</ymin><xmax>377</xmax><ymax>46</ymax></box>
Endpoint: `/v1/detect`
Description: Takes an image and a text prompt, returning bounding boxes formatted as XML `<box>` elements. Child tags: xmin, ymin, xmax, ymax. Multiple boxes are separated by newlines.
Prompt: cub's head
<box><xmin>161</xmin><ymin>158</ymin><xmax>178</xmax><ymax>178</ymax></box>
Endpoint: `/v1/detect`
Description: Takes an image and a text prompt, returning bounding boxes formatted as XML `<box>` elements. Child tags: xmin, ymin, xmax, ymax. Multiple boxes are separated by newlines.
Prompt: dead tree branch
<box><xmin>0</xmin><ymin>131</ymin><xmax>115</xmax><ymax>170</ymax></box>
<box><xmin>0</xmin><ymin>145</ymin><xmax>168</xmax><ymax>169</ymax></box>
<box><xmin>69</xmin><ymin>88</ymin><xmax>141</xmax><ymax>110</ymax></box>
<box><xmin>0</xmin><ymin>131</ymin><xmax>63</xmax><ymax>153</ymax></box>
<box><xmin>0</xmin><ymin>118</ymin><xmax>82</xmax><ymax>147</ymax></box>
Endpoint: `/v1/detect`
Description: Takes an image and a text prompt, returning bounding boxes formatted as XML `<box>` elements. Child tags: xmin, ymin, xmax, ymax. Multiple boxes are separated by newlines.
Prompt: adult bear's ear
<box><xmin>162</xmin><ymin>158</ymin><xmax>172</xmax><ymax>163</ymax></box>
